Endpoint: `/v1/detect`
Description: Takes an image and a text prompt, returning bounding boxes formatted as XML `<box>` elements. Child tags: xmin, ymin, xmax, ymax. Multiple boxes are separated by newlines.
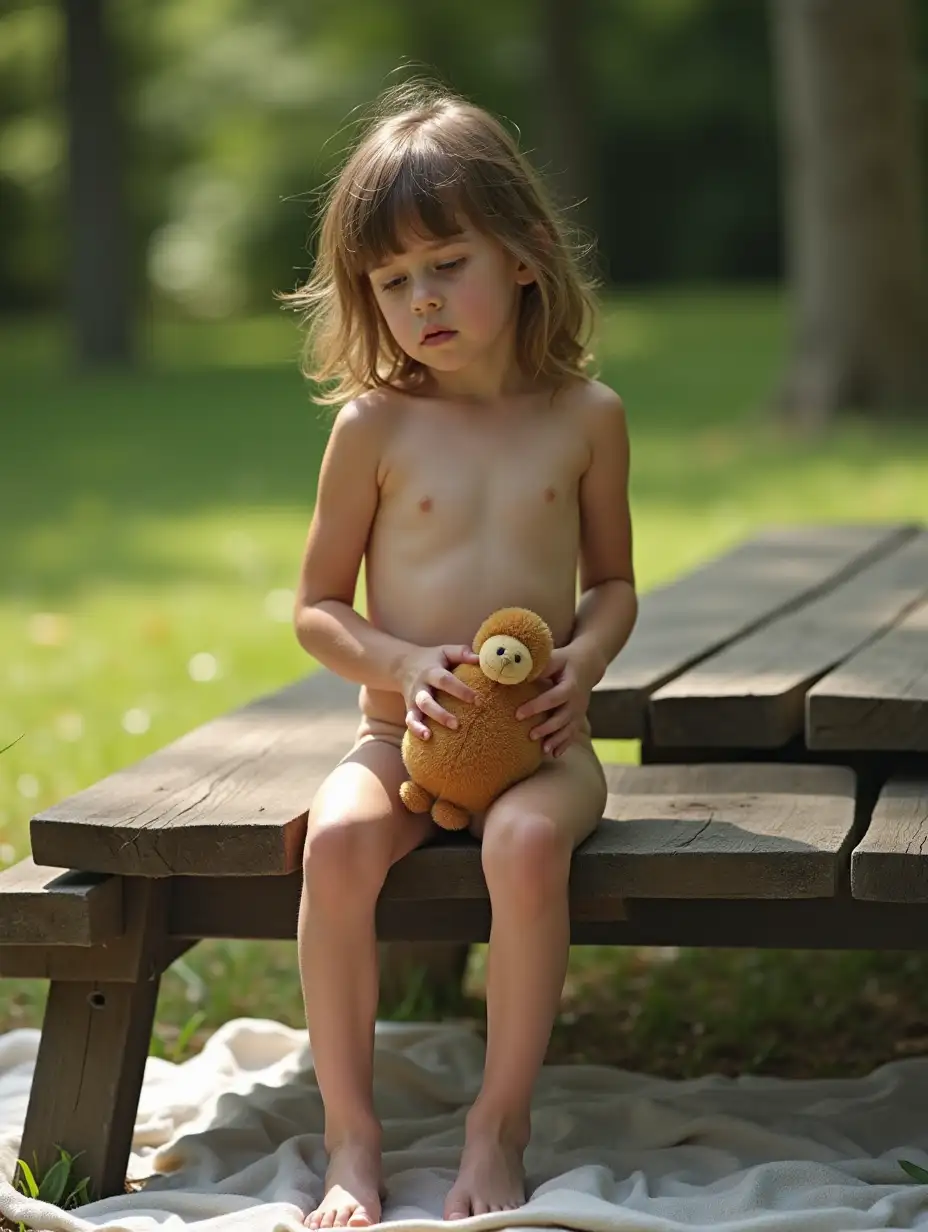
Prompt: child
<box><xmin>283</xmin><ymin>79</ymin><xmax>637</xmax><ymax>1228</ymax></box>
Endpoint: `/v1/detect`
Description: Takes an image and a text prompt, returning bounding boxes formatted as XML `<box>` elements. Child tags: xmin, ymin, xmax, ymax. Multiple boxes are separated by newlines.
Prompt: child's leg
<box><xmin>445</xmin><ymin>741</ymin><xmax>606</xmax><ymax>1220</ymax></box>
<box><xmin>299</xmin><ymin>735</ymin><xmax>434</xmax><ymax>1230</ymax></box>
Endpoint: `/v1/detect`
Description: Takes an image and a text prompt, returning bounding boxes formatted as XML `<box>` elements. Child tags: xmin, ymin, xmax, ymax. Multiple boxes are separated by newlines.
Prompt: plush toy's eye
<box><xmin>515</xmin><ymin>654</ymin><xmax>522</xmax><ymax>663</ymax></box>
<box><xmin>496</xmin><ymin>647</ymin><xmax>504</xmax><ymax>656</ymax></box>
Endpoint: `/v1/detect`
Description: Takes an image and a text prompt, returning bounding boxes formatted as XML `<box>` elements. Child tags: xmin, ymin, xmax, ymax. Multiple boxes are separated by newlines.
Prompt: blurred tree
<box><xmin>539</xmin><ymin>0</ymin><xmax>596</xmax><ymax>240</ymax></box>
<box><xmin>64</xmin><ymin>0</ymin><xmax>132</xmax><ymax>364</ymax></box>
<box><xmin>771</xmin><ymin>0</ymin><xmax>928</xmax><ymax>423</ymax></box>
<box><xmin>5</xmin><ymin>2</ymin><xmax>925</xmax><ymax>326</ymax></box>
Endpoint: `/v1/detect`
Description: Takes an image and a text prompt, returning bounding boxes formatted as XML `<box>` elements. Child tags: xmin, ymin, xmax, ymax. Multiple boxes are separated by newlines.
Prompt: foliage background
<box><xmin>2</xmin><ymin>0</ymin><xmax>926</xmax><ymax>322</ymax></box>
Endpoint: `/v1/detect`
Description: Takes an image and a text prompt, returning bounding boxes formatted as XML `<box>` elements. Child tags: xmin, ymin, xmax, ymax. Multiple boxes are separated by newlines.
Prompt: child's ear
<box><xmin>514</xmin><ymin>222</ymin><xmax>550</xmax><ymax>285</ymax></box>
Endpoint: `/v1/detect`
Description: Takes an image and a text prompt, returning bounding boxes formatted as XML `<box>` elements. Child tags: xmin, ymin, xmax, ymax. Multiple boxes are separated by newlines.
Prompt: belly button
<box><xmin>419</xmin><ymin>496</ymin><xmax>433</xmax><ymax>513</ymax></box>
<box><xmin>544</xmin><ymin>486</ymin><xmax>556</xmax><ymax>503</ymax></box>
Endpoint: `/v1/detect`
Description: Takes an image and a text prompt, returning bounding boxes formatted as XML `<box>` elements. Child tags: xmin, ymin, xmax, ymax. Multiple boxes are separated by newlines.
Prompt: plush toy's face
<box><xmin>478</xmin><ymin>634</ymin><xmax>535</xmax><ymax>685</ymax></box>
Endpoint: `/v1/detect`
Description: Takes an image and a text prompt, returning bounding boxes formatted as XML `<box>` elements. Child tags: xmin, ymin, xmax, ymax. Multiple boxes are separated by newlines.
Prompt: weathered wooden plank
<box><xmin>851</xmin><ymin>777</ymin><xmax>928</xmax><ymax>901</ymax></box>
<box><xmin>17</xmin><ymin>979</ymin><xmax>159</xmax><ymax>1200</ymax></box>
<box><xmin>806</xmin><ymin>597</ymin><xmax>928</xmax><ymax>750</ymax></box>
<box><xmin>168</xmin><ymin>873</ymin><xmax>626</xmax><ymax>940</ymax></box>
<box><xmin>29</xmin><ymin>669</ymin><xmax>361</xmax><ymax>876</ymax></box>
<box><xmin>17</xmin><ymin>879</ymin><xmax>170</xmax><ymax>1200</ymax></box>
<box><xmin>589</xmin><ymin>522</ymin><xmax>917</xmax><ymax>739</ymax></box>
<box><xmin>0</xmin><ymin>937</ymin><xmax>192</xmax><ymax>982</ymax></box>
<box><xmin>648</xmin><ymin>531</ymin><xmax>928</xmax><ymax>748</ymax></box>
<box><xmin>170</xmin><ymin>884</ymin><xmax>928</xmax><ymax>950</ymax></box>
<box><xmin>392</xmin><ymin>763</ymin><xmax>857</xmax><ymax>899</ymax></box>
<box><xmin>163</xmin><ymin>762</ymin><xmax>858</xmax><ymax>938</ymax></box>
<box><xmin>371</xmin><ymin>897</ymin><xmax>928</xmax><ymax>948</ymax></box>
<box><xmin>595</xmin><ymin>763</ymin><xmax>858</xmax><ymax>898</ymax></box>
<box><xmin>0</xmin><ymin>857</ymin><xmax>122</xmax><ymax>945</ymax></box>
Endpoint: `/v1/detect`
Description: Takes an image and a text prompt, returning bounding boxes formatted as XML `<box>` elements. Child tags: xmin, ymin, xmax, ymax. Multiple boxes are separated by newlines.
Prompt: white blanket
<box><xmin>1</xmin><ymin>1017</ymin><xmax>928</xmax><ymax>1231</ymax></box>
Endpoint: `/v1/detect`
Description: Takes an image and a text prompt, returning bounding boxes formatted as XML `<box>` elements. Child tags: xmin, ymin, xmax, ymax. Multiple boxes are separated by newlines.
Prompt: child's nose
<box><xmin>411</xmin><ymin>282</ymin><xmax>442</xmax><ymax>313</ymax></box>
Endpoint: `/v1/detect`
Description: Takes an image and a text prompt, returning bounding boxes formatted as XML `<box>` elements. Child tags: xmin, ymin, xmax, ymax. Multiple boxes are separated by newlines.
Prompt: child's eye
<box><xmin>381</xmin><ymin>276</ymin><xmax>405</xmax><ymax>292</ymax></box>
<box><xmin>436</xmin><ymin>258</ymin><xmax>465</xmax><ymax>272</ymax></box>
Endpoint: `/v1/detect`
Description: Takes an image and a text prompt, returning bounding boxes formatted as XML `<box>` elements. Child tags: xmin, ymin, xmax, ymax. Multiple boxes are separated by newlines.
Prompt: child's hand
<box><xmin>398</xmin><ymin>644</ymin><xmax>481</xmax><ymax>741</ymax></box>
<box><xmin>515</xmin><ymin>645</ymin><xmax>600</xmax><ymax>758</ymax></box>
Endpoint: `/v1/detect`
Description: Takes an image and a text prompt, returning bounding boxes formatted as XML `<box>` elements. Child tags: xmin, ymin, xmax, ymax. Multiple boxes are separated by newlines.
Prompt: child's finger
<box><xmin>516</xmin><ymin>682</ymin><xmax>569</xmax><ymax>721</ymax></box>
<box><xmin>417</xmin><ymin>689</ymin><xmax>459</xmax><ymax>730</ymax></box>
<box><xmin>433</xmin><ymin>669</ymin><xmax>479</xmax><ymax>706</ymax></box>
<box><xmin>547</xmin><ymin>732</ymin><xmax>574</xmax><ymax>758</ymax></box>
<box><xmin>545</xmin><ymin>720</ymin><xmax>579</xmax><ymax>757</ymax></box>
<box><xmin>538</xmin><ymin>648</ymin><xmax>568</xmax><ymax>680</ymax></box>
<box><xmin>529</xmin><ymin>704</ymin><xmax>572</xmax><ymax>742</ymax></box>
<box><xmin>405</xmin><ymin>705</ymin><xmax>431</xmax><ymax>741</ymax></box>
<box><xmin>443</xmin><ymin>644</ymin><xmax>480</xmax><ymax>665</ymax></box>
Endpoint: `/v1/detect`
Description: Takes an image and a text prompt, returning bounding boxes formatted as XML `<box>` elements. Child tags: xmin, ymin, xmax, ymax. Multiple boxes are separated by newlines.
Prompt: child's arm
<box><xmin>570</xmin><ymin>386</ymin><xmax>637</xmax><ymax>674</ymax></box>
<box><xmin>516</xmin><ymin>386</ymin><xmax>637</xmax><ymax>755</ymax></box>
<box><xmin>293</xmin><ymin>400</ymin><xmax>479</xmax><ymax>723</ymax></box>
<box><xmin>293</xmin><ymin>400</ymin><xmax>412</xmax><ymax>692</ymax></box>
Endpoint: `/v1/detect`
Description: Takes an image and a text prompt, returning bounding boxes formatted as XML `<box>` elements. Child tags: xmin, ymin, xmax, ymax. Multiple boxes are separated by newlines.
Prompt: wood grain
<box><xmin>807</xmin><ymin>597</ymin><xmax>928</xmax><ymax>749</ymax></box>
<box><xmin>163</xmin><ymin>762</ymin><xmax>859</xmax><ymax>942</ymax></box>
<box><xmin>590</xmin><ymin>522</ymin><xmax>916</xmax><ymax>739</ymax></box>
<box><xmin>16</xmin><ymin>879</ymin><xmax>171</xmax><ymax>1200</ymax></box>
<box><xmin>29</xmin><ymin>670</ymin><xmax>360</xmax><ymax>876</ymax></box>
<box><xmin>648</xmin><ymin>530</ymin><xmax>928</xmax><ymax>748</ymax></box>
<box><xmin>851</xmin><ymin>777</ymin><xmax>928</xmax><ymax>901</ymax></box>
<box><xmin>0</xmin><ymin>857</ymin><xmax>122</xmax><ymax>945</ymax></box>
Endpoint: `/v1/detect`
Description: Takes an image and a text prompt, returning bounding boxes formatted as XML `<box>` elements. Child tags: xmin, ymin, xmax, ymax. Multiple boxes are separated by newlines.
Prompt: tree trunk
<box><xmin>540</xmin><ymin>0</ymin><xmax>597</xmax><ymax>241</ymax></box>
<box><xmin>63</xmin><ymin>0</ymin><xmax>132</xmax><ymax>365</ymax></box>
<box><xmin>770</xmin><ymin>0</ymin><xmax>928</xmax><ymax>424</ymax></box>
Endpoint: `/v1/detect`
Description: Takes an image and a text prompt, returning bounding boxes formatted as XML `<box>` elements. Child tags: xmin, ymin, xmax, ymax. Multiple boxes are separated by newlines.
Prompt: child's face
<box><xmin>367</xmin><ymin>222</ymin><xmax>535</xmax><ymax>378</ymax></box>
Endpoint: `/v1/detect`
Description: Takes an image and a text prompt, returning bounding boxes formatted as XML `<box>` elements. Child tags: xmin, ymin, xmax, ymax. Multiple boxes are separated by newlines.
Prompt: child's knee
<box><xmin>481</xmin><ymin>810</ymin><xmax>571</xmax><ymax>900</ymax></box>
<box><xmin>304</xmin><ymin>813</ymin><xmax>387</xmax><ymax>904</ymax></box>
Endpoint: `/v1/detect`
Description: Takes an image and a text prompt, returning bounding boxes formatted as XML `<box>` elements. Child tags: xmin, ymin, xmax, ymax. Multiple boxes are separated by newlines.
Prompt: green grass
<box><xmin>2</xmin><ymin>288</ymin><xmax>928</xmax><ymax>1069</ymax></box>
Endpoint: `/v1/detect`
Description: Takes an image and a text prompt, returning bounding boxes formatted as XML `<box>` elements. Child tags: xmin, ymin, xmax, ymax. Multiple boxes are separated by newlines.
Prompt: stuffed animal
<box><xmin>399</xmin><ymin>607</ymin><xmax>555</xmax><ymax>830</ymax></box>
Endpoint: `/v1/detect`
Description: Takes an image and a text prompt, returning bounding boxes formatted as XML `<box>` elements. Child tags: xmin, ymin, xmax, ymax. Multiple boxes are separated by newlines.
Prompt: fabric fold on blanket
<box><xmin>1</xmin><ymin>1017</ymin><xmax>928</xmax><ymax>1231</ymax></box>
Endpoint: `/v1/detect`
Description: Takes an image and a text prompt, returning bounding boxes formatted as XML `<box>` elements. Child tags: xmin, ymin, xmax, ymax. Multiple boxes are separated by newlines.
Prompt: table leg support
<box><xmin>18</xmin><ymin>974</ymin><xmax>161</xmax><ymax>1199</ymax></box>
<box><xmin>13</xmin><ymin>877</ymin><xmax>176</xmax><ymax>1201</ymax></box>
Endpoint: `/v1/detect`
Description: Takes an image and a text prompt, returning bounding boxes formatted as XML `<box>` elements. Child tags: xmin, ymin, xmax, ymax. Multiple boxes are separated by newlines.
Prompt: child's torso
<box><xmin>361</xmin><ymin>386</ymin><xmax>590</xmax><ymax>724</ymax></box>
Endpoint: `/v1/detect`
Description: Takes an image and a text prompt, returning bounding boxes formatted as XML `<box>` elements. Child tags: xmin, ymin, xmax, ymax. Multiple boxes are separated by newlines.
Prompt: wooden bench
<box><xmin>0</xmin><ymin>858</ymin><xmax>121</xmax><ymax>947</ymax></box>
<box><xmin>2</xmin><ymin>521</ymin><xmax>927</xmax><ymax>1200</ymax></box>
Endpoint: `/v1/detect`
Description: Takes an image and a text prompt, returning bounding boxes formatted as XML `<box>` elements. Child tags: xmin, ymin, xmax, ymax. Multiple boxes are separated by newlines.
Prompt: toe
<box><xmin>347</xmin><ymin>1207</ymin><xmax>373</xmax><ymax>1227</ymax></box>
<box><xmin>444</xmin><ymin>1192</ymin><xmax>471</xmax><ymax>1220</ymax></box>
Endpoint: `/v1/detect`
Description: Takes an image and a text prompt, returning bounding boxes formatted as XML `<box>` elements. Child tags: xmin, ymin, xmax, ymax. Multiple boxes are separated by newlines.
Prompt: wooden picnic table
<box><xmin>2</xmin><ymin>520</ymin><xmax>927</xmax><ymax>1199</ymax></box>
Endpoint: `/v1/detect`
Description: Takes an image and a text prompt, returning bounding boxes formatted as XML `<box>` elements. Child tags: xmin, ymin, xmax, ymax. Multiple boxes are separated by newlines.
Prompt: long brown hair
<box><xmin>278</xmin><ymin>79</ymin><xmax>599</xmax><ymax>405</ymax></box>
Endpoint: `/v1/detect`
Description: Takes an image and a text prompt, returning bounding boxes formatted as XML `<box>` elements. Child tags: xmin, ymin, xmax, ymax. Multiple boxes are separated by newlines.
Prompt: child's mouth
<box><xmin>422</xmin><ymin>330</ymin><xmax>457</xmax><ymax>346</ymax></box>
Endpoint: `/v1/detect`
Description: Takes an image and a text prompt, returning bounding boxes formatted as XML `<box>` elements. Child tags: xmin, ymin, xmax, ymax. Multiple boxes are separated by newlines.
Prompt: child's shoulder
<box><xmin>558</xmin><ymin>376</ymin><xmax>626</xmax><ymax>429</ymax></box>
<box><xmin>329</xmin><ymin>386</ymin><xmax>410</xmax><ymax>444</ymax></box>
<box><xmin>569</xmin><ymin>376</ymin><xmax>625</xmax><ymax>414</ymax></box>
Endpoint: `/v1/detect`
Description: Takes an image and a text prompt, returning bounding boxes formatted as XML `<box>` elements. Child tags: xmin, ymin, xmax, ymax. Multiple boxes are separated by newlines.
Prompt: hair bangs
<box><xmin>278</xmin><ymin>80</ymin><xmax>600</xmax><ymax>405</ymax></box>
<box><xmin>344</xmin><ymin>142</ymin><xmax>470</xmax><ymax>274</ymax></box>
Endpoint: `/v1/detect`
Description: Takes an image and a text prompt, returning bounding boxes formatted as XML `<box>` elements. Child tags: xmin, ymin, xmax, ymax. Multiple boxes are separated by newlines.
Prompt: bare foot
<box><xmin>305</xmin><ymin>1137</ymin><xmax>384</xmax><ymax>1229</ymax></box>
<box><xmin>444</xmin><ymin>1131</ymin><xmax>526</xmax><ymax>1220</ymax></box>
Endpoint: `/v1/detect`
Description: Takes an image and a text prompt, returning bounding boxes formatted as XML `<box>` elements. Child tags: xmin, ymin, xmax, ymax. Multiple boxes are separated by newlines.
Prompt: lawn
<box><xmin>2</xmin><ymin>288</ymin><xmax>928</xmax><ymax>1076</ymax></box>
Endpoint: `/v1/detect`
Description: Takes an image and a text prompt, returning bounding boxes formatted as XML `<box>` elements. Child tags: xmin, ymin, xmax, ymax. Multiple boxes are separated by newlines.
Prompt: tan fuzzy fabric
<box><xmin>400</xmin><ymin>609</ymin><xmax>554</xmax><ymax>829</ymax></box>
